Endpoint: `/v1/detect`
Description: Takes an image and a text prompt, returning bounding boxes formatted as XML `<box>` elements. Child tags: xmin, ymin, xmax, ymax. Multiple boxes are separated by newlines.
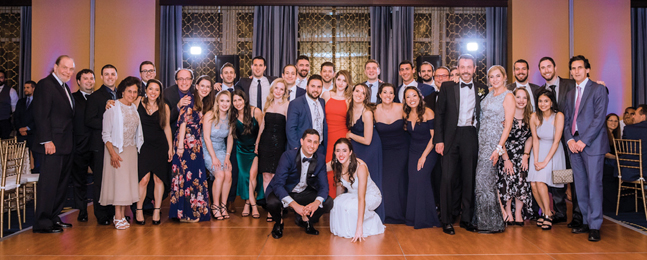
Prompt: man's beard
<box><xmin>515</xmin><ymin>74</ymin><xmax>528</xmax><ymax>83</ymax></box>
<box><xmin>307</xmin><ymin>91</ymin><xmax>319</xmax><ymax>99</ymax></box>
<box><xmin>299</xmin><ymin>70</ymin><xmax>309</xmax><ymax>78</ymax></box>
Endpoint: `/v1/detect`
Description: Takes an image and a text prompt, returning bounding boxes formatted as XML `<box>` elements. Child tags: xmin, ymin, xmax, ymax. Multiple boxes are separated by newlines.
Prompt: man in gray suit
<box><xmin>507</xmin><ymin>59</ymin><xmax>540</xmax><ymax>111</ymax></box>
<box><xmin>563</xmin><ymin>55</ymin><xmax>608</xmax><ymax>242</ymax></box>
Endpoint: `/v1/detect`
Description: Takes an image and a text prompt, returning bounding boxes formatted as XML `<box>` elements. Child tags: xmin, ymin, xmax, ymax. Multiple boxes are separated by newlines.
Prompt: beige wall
<box><xmin>32</xmin><ymin>0</ymin><xmax>91</xmax><ymax>91</ymax></box>
<box><xmin>573</xmin><ymin>0</ymin><xmax>631</xmax><ymax>114</ymax></box>
<box><xmin>94</xmin><ymin>0</ymin><xmax>157</xmax><ymax>88</ymax></box>
<box><xmin>509</xmin><ymin>0</ymin><xmax>570</xmax><ymax>84</ymax></box>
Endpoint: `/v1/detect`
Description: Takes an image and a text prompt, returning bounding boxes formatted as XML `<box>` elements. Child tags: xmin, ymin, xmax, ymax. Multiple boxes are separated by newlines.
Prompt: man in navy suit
<box><xmin>563</xmin><ymin>55</ymin><xmax>608</xmax><ymax>242</ymax></box>
<box><xmin>13</xmin><ymin>80</ymin><xmax>38</xmax><ymax>172</ymax></box>
<box><xmin>395</xmin><ymin>60</ymin><xmax>434</xmax><ymax>103</ymax></box>
<box><xmin>234</xmin><ymin>56</ymin><xmax>277</xmax><ymax>109</ymax></box>
<box><xmin>621</xmin><ymin>104</ymin><xmax>647</xmax><ymax>182</ymax></box>
<box><xmin>282</xmin><ymin>64</ymin><xmax>305</xmax><ymax>101</ymax></box>
<box><xmin>32</xmin><ymin>55</ymin><xmax>76</xmax><ymax>233</ymax></box>
<box><xmin>286</xmin><ymin>75</ymin><xmax>328</xmax><ymax>156</ymax></box>
<box><xmin>266</xmin><ymin>129</ymin><xmax>333</xmax><ymax>239</ymax></box>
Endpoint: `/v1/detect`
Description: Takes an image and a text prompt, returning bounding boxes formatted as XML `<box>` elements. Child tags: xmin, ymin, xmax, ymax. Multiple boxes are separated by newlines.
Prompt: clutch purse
<box><xmin>552</xmin><ymin>169</ymin><xmax>573</xmax><ymax>184</ymax></box>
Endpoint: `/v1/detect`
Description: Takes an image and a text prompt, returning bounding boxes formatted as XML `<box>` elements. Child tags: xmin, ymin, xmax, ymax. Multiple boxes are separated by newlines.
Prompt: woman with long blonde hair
<box><xmin>255</xmin><ymin>79</ymin><xmax>289</xmax><ymax>221</ymax></box>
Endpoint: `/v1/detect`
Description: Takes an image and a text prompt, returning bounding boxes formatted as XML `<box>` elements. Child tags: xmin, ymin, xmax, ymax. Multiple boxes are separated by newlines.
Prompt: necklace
<box><xmin>145</xmin><ymin>103</ymin><xmax>157</xmax><ymax>115</ymax></box>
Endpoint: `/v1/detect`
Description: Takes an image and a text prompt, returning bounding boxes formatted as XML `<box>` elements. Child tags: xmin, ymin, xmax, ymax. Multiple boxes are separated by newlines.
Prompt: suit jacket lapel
<box><xmin>51</xmin><ymin>76</ymin><xmax>74</xmax><ymax>112</ymax></box>
<box><xmin>303</xmin><ymin>97</ymin><xmax>313</xmax><ymax>128</ymax></box>
<box><xmin>558</xmin><ymin>77</ymin><xmax>568</xmax><ymax>105</ymax></box>
<box><xmin>453</xmin><ymin>82</ymin><xmax>460</xmax><ymax>112</ymax></box>
<box><xmin>306</xmin><ymin>152</ymin><xmax>318</xmax><ymax>187</ymax></box>
<box><xmin>576</xmin><ymin>80</ymin><xmax>594</xmax><ymax>117</ymax></box>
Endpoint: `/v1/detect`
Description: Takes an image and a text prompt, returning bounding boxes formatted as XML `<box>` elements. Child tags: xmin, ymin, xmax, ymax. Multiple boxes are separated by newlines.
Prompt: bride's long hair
<box><xmin>331</xmin><ymin>138</ymin><xmax>358</xmax><ymax>186</ymax></box>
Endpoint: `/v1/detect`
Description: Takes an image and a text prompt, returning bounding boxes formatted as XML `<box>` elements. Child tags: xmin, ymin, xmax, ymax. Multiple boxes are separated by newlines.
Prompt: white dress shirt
<box><xmin>221</xmin><ymin>83</ymin><xmax>235</xmax><ymax>92</ymax></box>
<box><xmin>281</xmin><ymin>149</ymin><xmax>325</xmax><ymax>207</ymax></box>
<box><xmin>288</xmin><ymin>84</ymin><xmax>298</xmax><ymax>101</ymax></box>
<box><xmin>573</xmin><ymin>77</ymin><xmax>589</xmax><ymax>132</ymax></box>
<box><xmin>307</xmin><ymin>96</ymin><xmax>324</xmax><ymax>142</ymax></box>
<box><xmin>249</xmin><ymin>77</ymin><xmax>271</xmax><ymax>109</ymax></box>
<box><xmin>296</xmin><ymin>77</ymin><xmax>308</xmax><ymax>90</ymax></box>
<box><xmin>398</xmin><ymin>81</ymin><xmax>419</xmax><ymax>103</ymax></box>
<box><xmin>458</xmin><ymin>79</ymin><xmax>476</xmax><ymax>127</ymax></box>
<box><xmin>365</xmin><ymin>80</ymin><xmax>380</xmax><ymax>103</ymax></box>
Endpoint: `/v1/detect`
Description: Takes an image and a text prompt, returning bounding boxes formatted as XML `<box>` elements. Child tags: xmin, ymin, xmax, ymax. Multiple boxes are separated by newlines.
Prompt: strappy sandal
<box><xmin>536</xmin><ymin>216</ymin><xmax>545</xmax><ymax>227</ymax></box>
<box><xmin>242</xmin><ymin>202</ymin><xmax>251</xmax><ymax>217</ymax></box>
<box><xmin>220</xmin><ymin>203</ymin><xmax>230</xmax><ymax>219</ymax></box>
<box><xmin>211</xmin><ymin>204</ymin><xmax>223</xmax><ymax>220</ymax></box>
<box><xmin>503</xmin><ymin>214</ymin><xmax>514</xmax><ymax>226</ymax></box>
<box><xmin>251</xmin><ymin>204</ymin><xmax>260</xmax><ymax>219</ymax></box>
<box><xmin>541</xmin><ymin>216</ymin><xmax>553</xmax><ymax>230</ymax></box>
<box><xmin>266</xmin><ymin>213</ymin><xmax>273</xmax><ymax>222</ymax></box>
<box><xmin>115</xmin><ymin>218</ymin><xmax>129</xmax><ymax>230</ymax></box>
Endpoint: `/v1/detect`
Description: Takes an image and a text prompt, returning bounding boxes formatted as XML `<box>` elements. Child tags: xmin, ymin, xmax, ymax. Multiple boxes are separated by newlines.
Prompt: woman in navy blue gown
<box><xmin>346</xmin><ymin>83</ymin><xmax>384</xmax><ymax>221</ymax></box>
<box><xmin>374</xmin><ymin>83</ymin><xmax>408</xmax><ymax>224</ymax></box>
<box><xmin>403</xmin><ymin>86</ymin><xmax>441</xmax><ymax>229</ymax></box>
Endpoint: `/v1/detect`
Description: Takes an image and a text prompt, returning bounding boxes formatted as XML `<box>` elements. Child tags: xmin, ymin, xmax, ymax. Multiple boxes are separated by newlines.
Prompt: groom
<box><xmin>434</xmin><ymin>54</ymin><xmax>488</xmax><ymax>235</ymax></box>
<box><xmin>266</xmin><ymin>129</ymin><xmax>333</xmax><ymax>239</ymax></box>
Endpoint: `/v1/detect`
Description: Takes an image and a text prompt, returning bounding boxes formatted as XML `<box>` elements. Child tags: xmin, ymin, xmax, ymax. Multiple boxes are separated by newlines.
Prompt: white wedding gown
<box><xmin>330</xmin><ymin>165</ymin><xmax>385</xmax><ymax>238</ymax></box>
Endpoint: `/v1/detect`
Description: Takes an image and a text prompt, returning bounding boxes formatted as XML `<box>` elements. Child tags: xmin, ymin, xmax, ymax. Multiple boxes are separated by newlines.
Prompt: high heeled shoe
<box><xmin>135</xmin><ymin>209</ymin><xmax>145</xmax><ymax>225</ymax></box>
<box><xmin>152</xmin><ymin>208</ymin><xmax>162</xmax><ymax>225</ymax></box>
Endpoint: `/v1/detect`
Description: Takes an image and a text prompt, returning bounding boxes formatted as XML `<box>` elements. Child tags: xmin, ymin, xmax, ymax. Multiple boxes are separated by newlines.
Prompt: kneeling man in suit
<box><xmin>266</xmin><ymin>129</ymin><xmax>333</xmax><ymax>239</ymax></box>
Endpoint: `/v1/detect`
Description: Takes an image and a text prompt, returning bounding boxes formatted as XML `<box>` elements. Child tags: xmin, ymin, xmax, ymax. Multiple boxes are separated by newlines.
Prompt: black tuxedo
<box><xmin>433</xmin><ymin>80</ymin><xmax>488</xmax><ymax>225</ymax></box>
<box><xmin>85</xmin><ymin>85</ymin><xmax>116</xmax><ymax>222</ymax></box>
<box><xmin>13</xmin><ymin>96</ymin><xmax>40</xmax><ymax>172</ymax></box>
<box><xmin>71</xmin><ymin>91</ymin><xmax>92</xmax><ymax>216</ymax></box>
<box><xmin>234</xmin><ymin>76</ymin><xmax>278</xmax><ymax>95</ymax></box>
<box><xmin>538</xmin><ymin>77</ymin><xmax>582</xmax><ymax>224</ymax></box>
<box><xmin>424</xmin><ymin>92</ymin><xmax>439</xmax><ymax>111</ymax></box>
<box><xmin>32</xmin><ymin>74</ymin><xmax>75</xmax><ymax>231</ymax></box>
<box><xmin>265</xmin><ymin>148</ymin><xmax>333</xmax><ymax>225</ymax></box>
<box><xmin>163</xmin><ymin>84</ymin><xmax>195</xmax><ymax>137</ymax></box>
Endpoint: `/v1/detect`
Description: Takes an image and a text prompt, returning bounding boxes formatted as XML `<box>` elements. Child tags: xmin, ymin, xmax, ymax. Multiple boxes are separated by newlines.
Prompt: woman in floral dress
<box><xmin>169</xmin><ymin>76</ymin><xmax>214</xmax><ymax>222</ymax></box>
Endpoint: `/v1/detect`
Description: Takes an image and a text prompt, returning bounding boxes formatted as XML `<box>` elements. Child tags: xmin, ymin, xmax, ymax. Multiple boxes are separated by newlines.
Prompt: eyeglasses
<box><xmin>141</xmin><ymin>69</ymin><xmax>156</xmax><ymax>74</ymax></box>
<box><xmin>177</xmin><ymin>78</ymin><xmax>193</xmax><ymax>82</ymax></box>
<box><xmin>434</xmin><ymin>75</ymin><xmax>449</xmax><ymax>79</ymax></box>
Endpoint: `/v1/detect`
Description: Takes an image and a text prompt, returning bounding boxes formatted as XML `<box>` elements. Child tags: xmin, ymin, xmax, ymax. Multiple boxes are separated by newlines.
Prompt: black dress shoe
<box><xmin>305</xmin><ymin>222</ymin><xmax>319</xmax><ymax>235</ymax></box>
<box><xmin>55</xmin><ymin>221</ymin><xmax>73</xmax><ymax>228</ymax></box>
<box><xmin>295</xmin><ymin>217</ymin><xmax>307</xmax><ymax>228</ymax></box>
<box><xmin>33</xmin><ymin>226</ymin><xmax>63</xmax><ymax>233</ymax></box>
<box><xmin>459</xmin><ymin>221</ymin><xmax>477</xmax><ymax>232</ymax></box>
<box><xmin>271</xmin><ymin>222</ymin><xmax>284</xmax><ymax>239</ymax></box>
<box><xmin>77</xmin><ymin>212</ymin><xmax>88</xmax><ymax>222</ymax></box>
<box><xmin>98</xmin><ymin>219</ymin><xmax>111</xmax><ymax>225</ymax></box>
<box><xmin>442</xmin><ymin>224</ymin><xmax>455</xmax><ymax>235</ymax></box>
<box><xmin>572</xmin><ymin>225</ymin><xmax>590</xmax><ymax>234</ymax></box>
<box><xmin>552</xmin><ymin>217</ymin><xmax>567</xmax><ymax>224</ymax></box>
<box><xmin>588</xmin><ymin>229</ymin><xmax>601</xmax><ymax>242</ymax></box>
<box><xmin>568</xmin><ymin>220</ymin><xmax>583</xmax><ymax>228</ymax></box>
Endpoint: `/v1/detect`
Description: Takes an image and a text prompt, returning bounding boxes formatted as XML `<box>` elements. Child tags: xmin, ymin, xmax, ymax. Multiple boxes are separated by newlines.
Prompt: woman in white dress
<box><xmin>528</xmin><ymin>89</ymin><xmax>565</xmax><ymax>230</ymax></box>
<box><xmin>328</xmin><ymin>138</ymin><xmax>385</xmax><ymax>242</ymax></box>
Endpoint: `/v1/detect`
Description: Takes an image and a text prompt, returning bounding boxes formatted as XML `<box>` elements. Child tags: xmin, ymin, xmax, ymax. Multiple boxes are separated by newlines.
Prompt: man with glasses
<box><xmin>164</xmin><ymin>68</ymin><xmax>195</xmax><ymax>136</ymax></box>
<box><xmin>424</xmin><ymin>66</ymin><xmax>450</xmax><ymax>111</ymax></box>
<box><xmin>139</xmin><ymin>61</ymin><xmax>156</xmax><ymax>96</ymax></box>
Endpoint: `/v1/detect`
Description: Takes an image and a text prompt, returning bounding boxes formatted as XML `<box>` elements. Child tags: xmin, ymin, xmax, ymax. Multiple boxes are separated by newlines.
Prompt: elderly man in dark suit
<box><xmin>164</xmin><ymin>68</ymin><xmax>195</xmax><ymax>137</ymax></box>
<box><xmin>70</xmin><ymin>69</ymin><xmax>95</xmax><ymax>222</ymax></box>
<box><xmin>434</xmin><ymin>54</ymin><xmax>488</xmax><ymax>235</ymax></box>
<box><xmin>286</xmin><ymin>75</ymin><xmax>328</xmax><ymax>157</ymax></box>
<box><xmin>507</xmin><ymin>59</ymin><xmax>540</xmax><ymax>111</ymax></box>
<box><xmin>32</xmin><ymin>55</ymin><xmax>76</xmax><ymax>233</ymax></box>
<box><xmin>536</xmin><ymin>56</ymin><xmax>583</xmax><ymax>228</ymax></box>
<box><xmin>234</xmin><ymin>56</ymin><xmax>277</xmax><ymax>109</ymax></box>
<box><xmin>265</xmin><ymin>129</ymin><xmax>333</xmax><ymax>239</ymax></box>
<box><xmin>563</xmin><ymin>55</ymin><xmax>609</xmax><ymax>242</ymax></box>
<box><xmin>13</xmin><ymin>80</ymin><xmax>38</xmax><ymax>172</ymax></box>
<box><xmin>85</xmin><ymin>64</ymin><xmax>118</xmax><ymax>225</ymax></box>
<box><xmin>620</xmin><ymin>104</ymin><xmax>647</xmax><ymax>184</ymax></box>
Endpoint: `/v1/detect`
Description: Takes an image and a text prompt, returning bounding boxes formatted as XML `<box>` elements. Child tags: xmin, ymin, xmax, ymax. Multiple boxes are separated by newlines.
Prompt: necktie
<box><xmin>288</xmin><ymin>89</ymin><xmax>293</xmax><ymax>101</ymax></box>
<box><xmin>256</xmin><ymin>79</ymin><xmax>262</xmax><ymax>108</ymax></box>
<box><xmin>26</xmin><ymin>97</ymin><xmax>31</xmax><ymax>108</ymax></box>
<box><xmin>571</xmin><ymin>85</ymin><xmax>582</xmax><ymax>135</ymax></box>
<box><xmin>549</xmin><ymin>85</ymin><xmax>557</xmax><ymax>98</ymax></box>
<box><xmin>63</xmin><ymin>83</ymin><xmax>73</xmax><ymax>108</ymax></box>
<box><xmin>313</xmin><ymin>100</ymin><xmax>322</xmax><ymax>138</ymax></box>
<box><xmin>460</xmin><ymin>83</ymin><xmax>473</xmax><ymax>89</ymax></box>
<box><xmin>302</xmin><ymin>157</ymin><xmax>312</xmax><ymax>163</ymax></box>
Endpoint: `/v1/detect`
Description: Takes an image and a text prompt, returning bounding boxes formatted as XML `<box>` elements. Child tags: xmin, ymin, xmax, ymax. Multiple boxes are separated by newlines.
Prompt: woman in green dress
<box><xmin>230</xmin><ymin>89</ymin><xmax>263</xmax><ymax>218</ymax></box>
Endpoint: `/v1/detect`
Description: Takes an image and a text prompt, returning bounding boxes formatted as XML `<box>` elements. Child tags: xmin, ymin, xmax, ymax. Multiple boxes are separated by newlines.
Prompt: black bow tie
<box><xmin>302</xmin><ymin>157</ymin><xmax>313</xmax><ymax>163</ymax></box>
<box><xmin>460</xmin><ymin>83</ymin><xmax>473</xmax><ymax>89</ymax></box>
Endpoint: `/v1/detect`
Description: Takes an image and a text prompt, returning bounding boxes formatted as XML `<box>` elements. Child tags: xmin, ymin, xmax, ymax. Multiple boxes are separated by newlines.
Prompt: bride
<box><xmin>327</xmin><ymin>138</ymin><xmax>385</xmax><ymax>242</ymax></box>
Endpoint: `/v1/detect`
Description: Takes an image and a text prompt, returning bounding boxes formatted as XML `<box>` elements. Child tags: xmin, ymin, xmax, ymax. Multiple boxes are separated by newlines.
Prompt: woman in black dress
<box><xmin>497</xmin><ymin>87</ymin><xmax>534</xmax><ymax>225</ymax></box>
<box><xmin>255</xmin><ymin>78</ymin><xmax>289</xmax><ymax>221</ymax></box>
<box><xmin>135</xmin><ymin>79</ymin><xmax>172</xmax><ymax>225</ymax></box>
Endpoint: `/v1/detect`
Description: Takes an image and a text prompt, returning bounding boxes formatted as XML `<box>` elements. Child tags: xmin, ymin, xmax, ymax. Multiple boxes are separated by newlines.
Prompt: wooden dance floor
<box><xmin>2</xmin><ymin>201</ymin><xmax>647</xmax><ymax>259</ymax></box>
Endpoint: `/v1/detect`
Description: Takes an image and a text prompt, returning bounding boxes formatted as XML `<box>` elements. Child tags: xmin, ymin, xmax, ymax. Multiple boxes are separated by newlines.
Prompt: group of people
<box><xmin>10</xmin><ymin>51</ymin><xmax>614</xmax><ymax>243</ymax></box>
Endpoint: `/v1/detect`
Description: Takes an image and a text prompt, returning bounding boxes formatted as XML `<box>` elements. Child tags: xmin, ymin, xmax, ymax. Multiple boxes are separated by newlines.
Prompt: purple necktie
<box><xmin>571</xmin><ymin>85</ymin><xmax>582</xmax><ymax>135</ymax></box>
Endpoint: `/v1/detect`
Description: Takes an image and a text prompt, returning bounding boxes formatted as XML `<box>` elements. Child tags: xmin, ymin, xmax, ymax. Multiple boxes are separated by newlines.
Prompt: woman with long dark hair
<box><xmin>231</xmin><ymin>89</ymin><xmax>263</xmax><ymax>218</ymax></box>
<box><xmin>328</xmin><ymin>138</ymin><xmax>384</xmax><ymax>241</ymax></box>
<box><xmin>346</xmin><ymin>83</ymin><xmax>384</xmax><ymax>221</ymax></box>
<box><xmin>203</xmin><ymin>90</ymin><xmax>234</xmax><ymax>220</ymax></box>
<box><xmin>135</xmin><ymin>79</ymin><xmax>172</xmax><ymax>225</ymax></box>
<box><xmin>374</xmin><ymin>83</ymin><xmax>408</xmax><ymax>224</ymax></box>
<box><xmin>528</xmin><ymin>89</ymin><xmax>566</xmax><ymax>230</ymax></box>
<box><xmin>402</xmin><ymin>86</ymin><xmax>440</xmax><ymax>229</ymax></box>
<box><xmin>255</xmin><ymin>79</ymin><xmax>289</xmax><ymax>221</ymax></box>
<box><xmin>169</xmin><ymin>75</ymin><xmax>214</xmax><ymax>222</ymax></box>
<box><xmin>497</xmin><ymin>87</ymin><xmax>534</xmax><ymax>226</ymax></box>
